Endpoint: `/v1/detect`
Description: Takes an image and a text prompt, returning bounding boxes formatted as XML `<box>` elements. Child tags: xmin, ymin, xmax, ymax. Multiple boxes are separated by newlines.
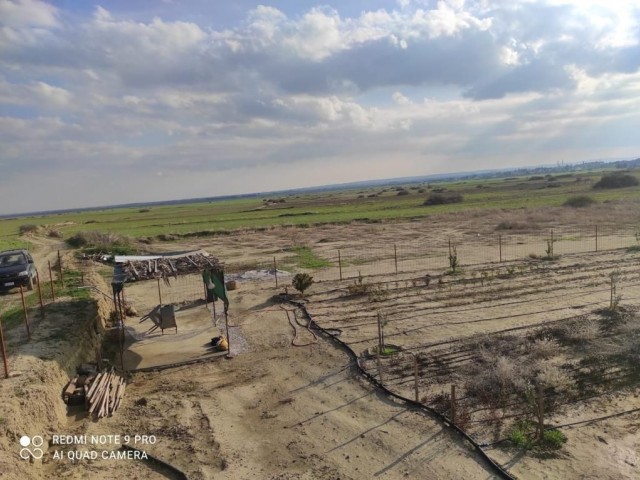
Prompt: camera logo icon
<box><xmin>19</xmin><ymin>435</ymin><xmax>44</xmax><ymax>460</ymax></box>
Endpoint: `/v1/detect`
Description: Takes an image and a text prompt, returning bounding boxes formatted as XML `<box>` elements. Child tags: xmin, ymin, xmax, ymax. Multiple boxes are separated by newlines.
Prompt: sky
<box><xmin>0</xmin><ymin>0</ymin><xmax>639</xmax><ymax>214</ymax></box>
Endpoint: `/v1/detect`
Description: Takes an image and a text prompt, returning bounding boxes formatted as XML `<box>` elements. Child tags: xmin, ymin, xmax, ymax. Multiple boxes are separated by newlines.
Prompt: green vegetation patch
<box><xmin>292</xmin><ymin>246</ymin><xmax>333</xmax><ymax>269</ymax></box>
<box><xmin>593</xmin><ymin>173</ymin><xmax>639</xmax><ymax>189</ymax></box>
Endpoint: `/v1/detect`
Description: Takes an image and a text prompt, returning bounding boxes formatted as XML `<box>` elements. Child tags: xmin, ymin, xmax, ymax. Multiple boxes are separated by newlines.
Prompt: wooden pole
<box><xmin>451</xmin><ymin>384</ymin><xmax>456</xmax><ymax>424</ymax></box>
<box><xmin>595</xmin><ymin>225</ymin><xmax>598</xmax><ymax>252</ymax></box>
<box><xmin>203</xmin><ymin>282</ymin><xmax>208</xmax><ymax>310</ymax></box>
<box><xmin>413</xmin><ymin>354</ymin><xmax>419</xmax><ymax>402</ymax></box>
<box><xmin>48</xmin><ymin>260</ymin><xmax>55</xmax><ymax>301</ymax></box>
<box><xmin>19</xmin><ymin>285</ymin><xmax>30</xmax><ymax>340</ymax></box>
<box><xmin>537</xmin><ymin>382</ymin><xmax>544</xmax><ymax>440</ymax></box>
<box><xmin>273</xmin><ymin>257</ymin><xmax>278</xmax><ymax>288</ymax></box>
<box><xmin>157</xmin><ymin>278</ymin><xmax>162</xmax><ymax>306</ymax></box>
<box><xmin>338</xmin><ymin>250</ymin><xmax>343</xmax><ymax>281</ymax></box>
<box><xmin>376</xmin><ymin>349</ymin><xmax>383</xmax><ymax>385</ymax></box>
<box><xmin>57</xmin><ymin>250</ymin><xmax>64</xmax><ymax>289</ymax></box>
<box><xmin>499</xmin><ymin>234</ymin><xmax>503</xmax><ymax>263</ymax></box>
<box><xmin>212</xmin><ymin>297</ymin><xmax>217</xmax><ymax>324</ymax></box>
<box><xmin>0</xmin><ymin>316</ymin><xmax>8</xmax><ymax>379</ymax></box>
<box><xmin>36</xmin><ymin>271</ymin><xmax>44</xmax><ymax>318</ymax></box>
<box><xmin>376</xmin><ymin>312</ymin><xmax>383</xmax><ymax>354</ymax></box>
<box><xmin>224</xmin><ymin>311</ymin><xmax>231</xmax><ymax>357</ymax></box>
<box><xmin>394</xmin><ymin>244</ymin><xmax>398</xmax><ymax>275</ymax></box>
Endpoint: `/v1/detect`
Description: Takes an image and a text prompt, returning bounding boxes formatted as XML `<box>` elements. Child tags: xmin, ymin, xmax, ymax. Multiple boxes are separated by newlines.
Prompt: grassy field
<box><xmin>1</xmin><ymin>169</ymin><xmax>640</xmax><ymax>251</ymax></box>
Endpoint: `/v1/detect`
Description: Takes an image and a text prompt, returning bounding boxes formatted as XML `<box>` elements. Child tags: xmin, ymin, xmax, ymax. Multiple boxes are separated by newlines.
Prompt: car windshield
<box><xmin>0</xmin><ymin>253</ymin><xmax>26</xmax><ymax>266</ymax></box>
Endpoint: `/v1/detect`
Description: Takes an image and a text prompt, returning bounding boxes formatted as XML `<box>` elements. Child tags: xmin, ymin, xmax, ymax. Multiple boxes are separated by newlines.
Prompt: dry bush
<box><xmin>47</xmin><ymin>229</ymin><xmax>63</xmax><ymax>238</ymax></box>
<box><xmin>423</xmin><ymin>192</ymin><xmax>463</xmax><ymax>206</ymax></box>
<box><xmin>495</xmin><ymin>221</ymin><xmax>534</xmax><ymax>231</ymax></box>
<box><xmin>563</xmin><ymin>195</ymin><xmax>596</xmax><ymax>208</ymax></box>
<box><xmin>593</xmin><ymin>173</ymin><xmax>639</xmax><ymax>189</ymax></box>
<box><xmin>19</xmin><ymin>224</ymin><xmax>39</xmax><ymax>235</ymax></box>
<box><xmin>562</xmin><ymin>319</ymin><xmax>599</xmax><ymax>343</ymax></box>
<box><xmin>536</xmin><ymin>363</ymin><xmax>574</xmax><ymax>392</ymax></box>
<box><xmin>66</xmin><ymin>231</ymin><xmax>139</xmax><ymax>255</ymax></box>
<box><xmin>528</xmin><ymin>336</ymin><xmax>560</xmax><ymax>359</ymax></box>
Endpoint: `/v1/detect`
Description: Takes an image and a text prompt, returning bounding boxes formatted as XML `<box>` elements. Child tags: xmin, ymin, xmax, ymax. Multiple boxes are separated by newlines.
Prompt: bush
<box><xmin>47</xmin><ymin>229</ymin><xmax>63</xmax><ymax>238</ymax></box>
<box><xmin>508</xmin><ymin>421</ymin><xmax>533</xmax><ymax>449</ymax></box>
<box><xmin>593</xmin><ymin>173</ymin><xmax>639</xmax><ymax>189</ymax></box>
<box><xmin>66</xmin><ymin>231</ymin><xmax>138</xmax><ymax>255</ymax></box>
<box><xmin>396</xmin><ymin>190</ymin><xmax>409</xmax><ymax>196</ymax></box>
<box><xmin>563</xmin><ymin>195</ymin><xmax>596</xmax><ymax>208</ymax></box>
<box><xmin>292</xmin><ymin>273</ymin><xmax>314</xmax><ymax>295</ymax></box>
<box><xmin>541</xmin><ymin>429</ymin><xmax>567</xmax><ymax>450</ymax></box>
<box><xmin>423</xmin><ymin>192</ymin><xmax>463</xmax><ymax>206</ymax></box>
<box><xmin>19</xmin><ymin>224</ymin><xmax>39</xmax><ymax>235</ymax></box>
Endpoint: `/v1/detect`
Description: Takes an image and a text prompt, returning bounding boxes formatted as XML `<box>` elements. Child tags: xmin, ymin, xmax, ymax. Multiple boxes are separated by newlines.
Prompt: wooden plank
<box><xmin>63</xmin><ymin>376</ymin><xmax>78</xmax><ymax>400</ymax></box>
<box><xmin>85</xmin><ymin>372</ymin><xmax>103</xmax><ymax>399</ymax></box>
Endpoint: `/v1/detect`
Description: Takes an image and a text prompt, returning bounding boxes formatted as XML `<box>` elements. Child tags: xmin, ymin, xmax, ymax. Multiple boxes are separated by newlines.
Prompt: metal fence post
<box><xmin>273</xmin><ymin>257</ymin><xmax>278</xmax><ymax>288</ymax></box>
<box><xmin>57</xmin><ymin>250</ymin><xmax>64</xmax><ymax>289</ymax></box>
<box><xmin>48</xmin><ymin>260</ymin><xmax>55</xmax><ymax>301</ymax></box>
<box><xmin>36</xmin><ymin>271</ymin><xmax>44</xmax><ymax>318</ymax></box>
<box><xmin>338</xmin><ymin>250</ymin><xmax>343</xmax><ymax>281</ymax></box>
<box><xmin>19</xmin><ymin>285</ymin><xmax>30</xmax><ymax>340</ymax></box>
<box><xmin>0</xmin><ymin>316</ymin><xmax>8</xmax><ymax>379</ymax></box>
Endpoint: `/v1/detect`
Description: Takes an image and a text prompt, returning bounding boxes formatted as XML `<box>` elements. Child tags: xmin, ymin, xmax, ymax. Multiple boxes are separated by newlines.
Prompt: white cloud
<box><xmin>0</xmin><ymin>0</ymin><xmax>59</xmax><ymax>28</ymax></box>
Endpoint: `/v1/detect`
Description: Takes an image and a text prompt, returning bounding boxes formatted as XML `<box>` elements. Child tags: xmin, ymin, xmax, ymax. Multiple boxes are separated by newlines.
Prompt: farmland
<box><xmin>2</xmin><ymin>167</ymin><xmax>640</xmax><ymax>479</ymax></box>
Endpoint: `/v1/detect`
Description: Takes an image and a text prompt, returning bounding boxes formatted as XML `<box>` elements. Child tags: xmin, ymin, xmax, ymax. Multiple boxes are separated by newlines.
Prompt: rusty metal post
<box><xmin>414</xmin><ymin>354</ymin><xmax>419</xmax><ymax>402</ymax></box>
<box><xmin>273</xmin><ymin>257</ymin><xmax>278</xmax><ymax>288</ymax></box>
<box><xmin>394</xmin><ymin>244</ymin><xmax>398</xmax><ymax>275</ymax></box>
<box><xmin>57</xmin><ymin>250</ymin><xmax>64</xmax><ymax>289</ymax></box>
<box><xmin>224</xmin><ymin>311</ymin><xmax>231</xmax><ymax>358</ymax></box>
<box><xmin>451</xmin><ymin>384</ymin><xmax>456</xmax><ymax>424</ymax></box>
<box><xmin>19</xmin><ymin>285</ymin><xmax>30</xmax><ymax>340</ymax></box>
<box><xmin>338</xmin><ymin>250</ymin><xmax>343</xmax><ymax>281</ymax></box>
<box><xmin>36</xmin><ymin>271</ymin><xmax>44</xmax><ymax>318</ymax></box>
<box><xmin>157</xmin><ymin>277</ymin><xmax>162</xmax><ymax>306</ymax></box>
<box><xmin>48</xmin><ymin>260</ymin><xmax>55</xmax><ymax>301</ymax></box>
<box><xmin>0</xmin><ymin>316</ymin><xmax>8</xmax><ymax>379</ymax></box>
<box><xmin>377</xmin><ymin>349</ymin><xmax>383</xmax><ymax>385</ymax></box>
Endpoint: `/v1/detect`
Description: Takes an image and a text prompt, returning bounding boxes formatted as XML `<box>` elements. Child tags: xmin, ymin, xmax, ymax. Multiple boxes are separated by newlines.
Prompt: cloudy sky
<box><xmin>1</xmin><ymin>0</ymin><xmax>639</xmax><ymax>214</ymax></box>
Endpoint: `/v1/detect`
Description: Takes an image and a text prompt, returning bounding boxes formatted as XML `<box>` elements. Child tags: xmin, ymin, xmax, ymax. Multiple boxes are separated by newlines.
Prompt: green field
<box><xmin>1</xmin><ymin>169</ymin><xmax>639</xmax><ymax>251</ymax></box>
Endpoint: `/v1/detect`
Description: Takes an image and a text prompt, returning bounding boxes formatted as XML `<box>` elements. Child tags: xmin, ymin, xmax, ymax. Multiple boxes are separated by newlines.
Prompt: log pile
<box><xmin>121</xmin><ymin>252</ymin><xmax>222</xmax><ymax>284</ymax></box>
<box><xmin>63</xmin><ymin>370</ymin><xmax>126</xmax><ymax>419</ymax></box>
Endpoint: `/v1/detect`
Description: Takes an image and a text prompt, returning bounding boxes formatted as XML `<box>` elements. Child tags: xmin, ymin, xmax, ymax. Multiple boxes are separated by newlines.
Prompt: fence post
<box><xmin>224</xmin><ymin>310</ymin><xmax>231</xmax><ymax>358</ymax></box>
<box><xmin>414</xmin><ymin>354</ymin><xmax>419</xmax><ymax>402</ymax></box>
<box><xmin>57</xmin><ymin>250</ymin><xmax>64</xmax><ymax>289</ymax></box>
<box><xmin>394</xmin><ymin>244</ymin><xmax>398</xmax><ymax>275</ymax></box>
<box><xmin>273</xmin><ymin>257</ymin><xmax>278</xmax><ymax>288</ymax></box>
<box><xmin>19</xmin><ymin>285</ymin><xmax>30</xmax><ymax>340</ymax></box>
<box><xmin>157</xmin><ymin>278</ymin><xmax>162</xmax><ymax>306</ymax></box>
<box><xmin>451</xmin><ymin>384</ymin><xmax>456</xmax><ymax>424</ymax></box>
<box><xmin>537</xmin><ymin>382</ymin><xmax>544</xmax><ymax>440</ymax></box>
<box><xmin>48</xmin><ymin>260</ymin><xmax>55</xmax><ymax>301</ymax></box>
<box><xmin>595</xmin><ymin>225</ymin><xmax>598</xmax><ymax>252</ymax></box>
<box><xmin>377</xmin><ymin>349</ymin><xmax>383</xmax><ymax>385</ymax></box>
<box><xmin>338</xmin><ymin>250</ymin><xmax>343</xmax><ymax>281</ymax></box>
<box><xmin>36</xmin><ymin>272</ymin><xmax>44</xmax><ymax>318</ymax></box>
<box><xmin>0</xmin><ymin>316</ymin><xmax>8</xmax><ymax>379</ymax></box>
<box><xmin>499</xmin><ymin>234</ymin><xmax>503</xmax><ymax>263</ymax></box>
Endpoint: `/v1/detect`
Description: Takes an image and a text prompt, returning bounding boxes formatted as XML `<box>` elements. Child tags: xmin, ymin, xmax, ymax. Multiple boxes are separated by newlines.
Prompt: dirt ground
<box><xmin>2</xmin><ymin>206</ymin><xmax>640</xmax><ymax>479</ymax></box>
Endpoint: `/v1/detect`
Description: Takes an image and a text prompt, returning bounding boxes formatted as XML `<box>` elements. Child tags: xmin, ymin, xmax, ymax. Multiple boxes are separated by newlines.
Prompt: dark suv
<box><xmin>0</xmin><ymin>250</ymin><xmax>38</xmax><ymax>292</ymax></box>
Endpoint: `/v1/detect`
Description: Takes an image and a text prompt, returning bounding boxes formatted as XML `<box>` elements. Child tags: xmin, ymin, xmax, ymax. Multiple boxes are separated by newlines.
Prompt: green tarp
<box><xmin>203</xmin><ymin>269</ymin><xmax>229</xmax><ymax>313</ymax></box>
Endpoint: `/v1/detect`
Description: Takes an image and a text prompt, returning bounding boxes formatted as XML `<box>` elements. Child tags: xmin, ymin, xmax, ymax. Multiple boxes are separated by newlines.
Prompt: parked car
<box><xmin>0</xmin><ymin>249</ymin><xmax>38</xmax><ymax>292</ymax></box>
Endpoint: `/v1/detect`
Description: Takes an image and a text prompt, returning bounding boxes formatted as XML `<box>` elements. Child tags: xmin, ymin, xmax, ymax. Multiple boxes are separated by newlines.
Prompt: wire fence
<box><xmin>0</xmin><ymin>252</ymin><xmax>94</xmax><ymax>378</ymax></box>
<box><xmin>246</xmin><ymin>224</ymin><xmax>640</xmax><ymax>285</ymax></box>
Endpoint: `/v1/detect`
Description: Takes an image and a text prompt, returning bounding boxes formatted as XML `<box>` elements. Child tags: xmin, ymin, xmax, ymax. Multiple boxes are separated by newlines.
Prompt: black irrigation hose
<box><xmin>289</xmin><ymin>300</ymin><xmax>517</xmax><ymax>480</ymax></box>
<box><xmin>120</xmin><ymin>444</ymin><xmax>189</xmax><ymax>480</ymax></box>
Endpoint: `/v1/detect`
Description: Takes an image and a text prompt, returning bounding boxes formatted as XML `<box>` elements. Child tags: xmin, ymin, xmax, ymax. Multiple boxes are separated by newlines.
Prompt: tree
<box><xmin>292</xmin><ymin>273</ymin><xmax>314</xmax><ymax>295</ymax></box>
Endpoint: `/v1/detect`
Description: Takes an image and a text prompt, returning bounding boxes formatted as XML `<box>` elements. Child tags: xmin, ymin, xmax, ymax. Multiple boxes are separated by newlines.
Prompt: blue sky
<box><xmin>0</xmin><ymin>0</ymin><xmax>639</xmax><ymax>214</ymax></box>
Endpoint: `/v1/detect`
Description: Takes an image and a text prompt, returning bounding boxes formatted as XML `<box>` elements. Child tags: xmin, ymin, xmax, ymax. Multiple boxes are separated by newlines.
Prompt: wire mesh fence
<box><xmin>245</xmin><ymin>224</ymin><xmax>640</xmax><ymax>286</ymax></box>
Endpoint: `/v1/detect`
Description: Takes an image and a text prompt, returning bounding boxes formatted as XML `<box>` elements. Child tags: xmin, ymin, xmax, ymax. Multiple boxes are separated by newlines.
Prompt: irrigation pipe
<box><xmin>289</xmin><ymin>300</ymin><xmax>517</xmax><ymax>480</ymax></box>
<box><xmin>280</xmin><ymin>305</ymin><xmax>317</xmax><ymax>347</ymax></box>
<box><xmin>120</xmin><ymin>444</ymin><xmax>189</xmax><ymax>480</ymax></box>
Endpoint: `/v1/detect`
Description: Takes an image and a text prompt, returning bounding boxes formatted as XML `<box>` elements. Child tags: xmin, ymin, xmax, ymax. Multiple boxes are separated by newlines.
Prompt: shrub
<box><xmin>66</xmin><ymin>231</ymin><xmax>138</xmax><ymax>255</ymax></box>
<box><xmin>496</xmin><ymin>221</ymin><xmax>535</xmax><ymax>231</ymax></box>
<box><xmin>292</xmin><ymin>273</ymin><xmax>314</xmax><ymax>295</ymax></box>
<box><xmin>47</xmin><ymin>229</ymin><xmax>63</xmax><ymax>238</ymax></box>
<box><xmin>508</xmin><ymin>421</ymin><xmax>533</xmax><ymax>449</ymax></box>
<box><xmin>541</xmin><ymin>429</ymin><xmax>567</xmax><ymax>450</ymax></box>
<box><xmin>563</xmin><ymin>195</ymin><xmax>596</xmax><ymax>208</ymax></box>
<box><xmin>423</xmin><ymin>192</ymin><xmax>463</xmax><ymax>206</ymax></box>
<box><xmin>397</xmin><ymin>190</ymin><xmax>409</xmax><ymax>196</ymax></box>
<box><xmin>593</xmin><ymin>173</ymin><xmax>639</xmax><ymax>189</ymax></box>
<box><xmin>19</xmin><ymin>224</ymin><xmax>39</xmax><ymax>235</ymax></box>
